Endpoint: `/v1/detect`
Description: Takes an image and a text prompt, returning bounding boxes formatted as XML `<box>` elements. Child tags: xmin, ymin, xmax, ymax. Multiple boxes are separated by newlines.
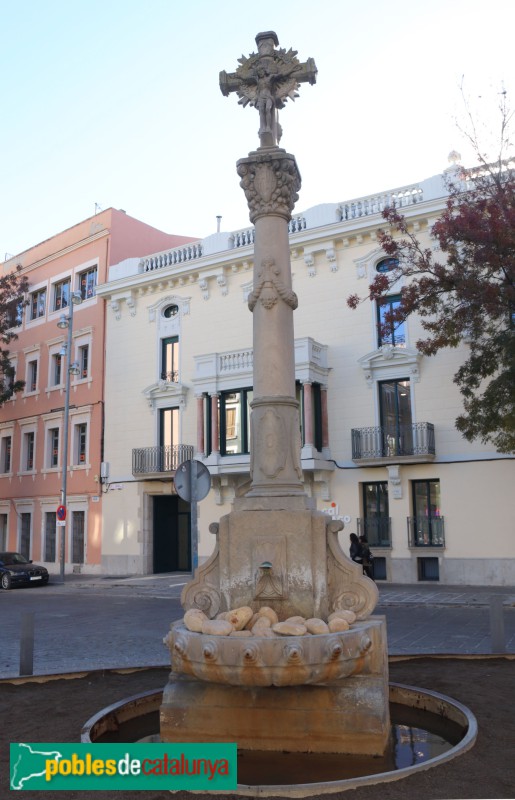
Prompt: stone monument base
<box><xmin>161</xmin><ymin>617</ymin><xmax>390</xmax><ymax>756</ymax></box>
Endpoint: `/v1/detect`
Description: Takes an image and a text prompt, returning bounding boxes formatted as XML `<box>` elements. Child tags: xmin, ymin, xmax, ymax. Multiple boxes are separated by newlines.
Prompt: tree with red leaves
<box><xmin>0</xmin><ymin>265</ymin><xmax>28</xmax><ymax>405</ymax></box>
<box><xmin>348</xmin><ymin>100</ymin><xmax>515</xmax><ymax>453</ymax></box>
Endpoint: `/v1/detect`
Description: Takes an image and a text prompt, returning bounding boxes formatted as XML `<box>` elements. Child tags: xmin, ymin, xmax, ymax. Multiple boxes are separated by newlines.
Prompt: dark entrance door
<box><xmin>153</xmin><ymin>495</ymin><xmax>191</xmax><ymax>573</ymax></box>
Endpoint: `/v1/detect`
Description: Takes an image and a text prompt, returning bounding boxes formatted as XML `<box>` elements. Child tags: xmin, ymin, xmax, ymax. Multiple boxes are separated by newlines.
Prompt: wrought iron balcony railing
<box><xmin>132</xmin><ymin>444</ymin><xmax>195</xmax><ymax>476</ymax></box>
<box><xmin>407</xmin><ymin>516</ymin><xmax>445</xmax><ymax>547</ymax></box>
<box><xmin>351</xmin><ymin>423</ymin><xmax>435</xmax><ymax>461</ymax></box>
<box><xmin>356</xmin><ymin>517</ymin><xmax>392</xmax><ymax>547</ymax></box>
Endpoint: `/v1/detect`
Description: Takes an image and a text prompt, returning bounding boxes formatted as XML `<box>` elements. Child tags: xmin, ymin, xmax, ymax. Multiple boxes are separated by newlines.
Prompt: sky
<box><xmin>1</xmin><ymin>0</ymin><xmax>515</xmax><ymax>260</ymax></box>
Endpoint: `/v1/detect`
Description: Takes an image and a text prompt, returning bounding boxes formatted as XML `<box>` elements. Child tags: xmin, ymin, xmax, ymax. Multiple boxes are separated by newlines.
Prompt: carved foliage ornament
<box><xmin>248</xmin><ymin>257</ymin><xmax>298</xmax><ymax>311</ymax></box>
<box><xmin>237</xmin><ymin>154</ymin><xmax>301</xmax><ymax>222</ymax></box>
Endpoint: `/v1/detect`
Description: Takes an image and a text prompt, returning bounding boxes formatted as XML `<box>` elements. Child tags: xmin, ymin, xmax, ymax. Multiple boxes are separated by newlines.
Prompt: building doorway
<box><xmin>153</xmin><ymin>495</ymin><xmax>191</xmax><ymax>573</ymax></box>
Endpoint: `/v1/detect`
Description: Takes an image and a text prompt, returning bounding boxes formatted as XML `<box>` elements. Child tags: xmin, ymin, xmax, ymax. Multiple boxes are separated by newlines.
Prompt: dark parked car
<box><xmin>0</xmin><ymin>552</ymin><xmax>49</xmax><ymax>590</ymax></box>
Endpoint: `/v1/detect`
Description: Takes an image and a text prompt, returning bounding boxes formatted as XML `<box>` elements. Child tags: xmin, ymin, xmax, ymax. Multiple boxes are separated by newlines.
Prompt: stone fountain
<box><xmin>160</xmin><ymin>32</ymin><xmax>389</xmax><ymax>757</ymax></box>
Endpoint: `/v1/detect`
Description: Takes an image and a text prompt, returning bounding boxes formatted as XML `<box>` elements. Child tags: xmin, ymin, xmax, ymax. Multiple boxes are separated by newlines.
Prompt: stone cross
<box><xmin>220</xmin><ymin>31</ymin><xmax>317</xmax><ymax>148</ymax></box>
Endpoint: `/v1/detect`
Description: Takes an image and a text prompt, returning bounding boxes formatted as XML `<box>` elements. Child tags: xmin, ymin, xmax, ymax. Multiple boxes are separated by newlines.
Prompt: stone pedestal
<box><xmin>161</xmin><ymin>618</ymin><xmax>389</xmax><ymax>755</ymax></box>
<box><xmin>181</xmin><ymin>507</ymin><xmax>379</xmax><ymax>622</ymax></box>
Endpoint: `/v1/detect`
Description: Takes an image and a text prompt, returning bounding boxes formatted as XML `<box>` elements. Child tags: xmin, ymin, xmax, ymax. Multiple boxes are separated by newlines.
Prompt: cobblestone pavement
<box><xmin>1</xmin><ymin>574</ymin><xmax>514</xmax><ymax>679</ymax></box>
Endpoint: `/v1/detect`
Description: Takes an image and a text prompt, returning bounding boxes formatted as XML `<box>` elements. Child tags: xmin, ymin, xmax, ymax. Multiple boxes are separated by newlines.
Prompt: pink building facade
<box><xmin>0</xmin><ymin>209</ymin><xmax>196</xmax><ymax>574</ymax></box>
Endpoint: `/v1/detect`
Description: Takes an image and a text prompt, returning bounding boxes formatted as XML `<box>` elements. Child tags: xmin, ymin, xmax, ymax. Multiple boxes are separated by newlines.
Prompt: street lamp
<box><xmin>56</xmin><ymin>290</ymin><xmax>82</xmax><ymax>582</ymax></box>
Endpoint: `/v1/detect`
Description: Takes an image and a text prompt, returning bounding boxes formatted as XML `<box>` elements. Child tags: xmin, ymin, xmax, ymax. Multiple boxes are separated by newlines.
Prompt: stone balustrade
<box><xmin>339</xmin><ymin>184</ymin><xmax>423</xmax><ymax>221</ymax></box>
<box><xmin>130</xmin><ymin>180</ymin><xmax>429</xmax><ymax>278</ymax></box>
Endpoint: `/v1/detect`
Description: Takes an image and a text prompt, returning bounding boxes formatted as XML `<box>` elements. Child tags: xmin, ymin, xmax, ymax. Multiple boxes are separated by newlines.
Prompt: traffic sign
<box><xmin>174</xmin><ymin>460</ymin><xmax>211</xmax><ymax>574</ymax></box>
<box><xmin>57</xmin><ymin>505</ymin><xmax>66</xmax><ymax>521</ymax></box>
<box><xmin>174</xmin><ymin>460</ymin><xmax>211</xmax><ymax>502</ymax></box>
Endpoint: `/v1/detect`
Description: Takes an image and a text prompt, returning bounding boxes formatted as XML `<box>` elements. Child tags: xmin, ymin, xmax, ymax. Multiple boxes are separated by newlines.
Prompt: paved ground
<box><xmin>1</xmin><ymin>573</ymin><xmax>514</xmax><ymax>679</ymax></box>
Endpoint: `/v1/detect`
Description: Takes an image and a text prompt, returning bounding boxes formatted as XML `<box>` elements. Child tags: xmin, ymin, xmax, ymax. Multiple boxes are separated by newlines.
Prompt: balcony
<box><xmin>356</xmin><ymin>517</ymin><xmax>392</xmax><ymax>547</ymax></box>
<box><xmin>132</xmin><ymin>444</ymin><xmax>195</xmax><ymax>479</ymax></box>
<box><xmin>351</xmin><ymin>423</ymin><xmax>435</xmax><ymax>465</ymax></box>
<box><xmin>407</xmin><ymin>516</ymin><xmax>445</xmax><ymax>547</ymax></box>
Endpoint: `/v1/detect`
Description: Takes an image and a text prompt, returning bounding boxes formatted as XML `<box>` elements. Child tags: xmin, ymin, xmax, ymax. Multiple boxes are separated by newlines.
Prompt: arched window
<box><xmin>376</xmin><ymin>257</ymin><xmax>399</xmax><ymax>273</ymax></box>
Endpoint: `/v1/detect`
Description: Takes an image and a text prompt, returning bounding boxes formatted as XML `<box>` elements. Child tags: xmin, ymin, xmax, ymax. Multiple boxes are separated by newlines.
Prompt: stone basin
<box><xmin>166</xmin><ymin>617</ymin><xmax>385</xmax><ymax>687</ymax></box>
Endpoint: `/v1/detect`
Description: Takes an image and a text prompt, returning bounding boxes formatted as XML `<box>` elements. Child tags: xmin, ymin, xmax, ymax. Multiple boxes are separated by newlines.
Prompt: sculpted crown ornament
<box><xmin>220</xmin><ymin>31</ymin><xmax>317</xmax><ymax>148</ymax></box>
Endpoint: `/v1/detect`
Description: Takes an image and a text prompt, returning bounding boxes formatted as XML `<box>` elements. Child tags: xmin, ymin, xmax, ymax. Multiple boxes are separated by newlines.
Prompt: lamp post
<box><xmin>56</xmin><ymin>291</ymin><xmax>82</xmax><ymax>582</ymax></box>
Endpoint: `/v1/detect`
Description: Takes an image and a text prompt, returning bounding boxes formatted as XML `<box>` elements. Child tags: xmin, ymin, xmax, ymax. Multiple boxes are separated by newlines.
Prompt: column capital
<box><xmin>237</xmin><ymin>149</ymin><xmax>301</xmax><ymax>224</ymax></box>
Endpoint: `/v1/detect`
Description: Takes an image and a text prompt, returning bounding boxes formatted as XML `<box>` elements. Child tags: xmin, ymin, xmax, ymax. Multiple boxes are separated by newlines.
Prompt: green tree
<box><xmin>0</xmin><ymin>265</ymin><xmax>28</xmax><ymax>404</ymax></box>
<box><xmin>347</xmin><ymin>97</ymin><xmax>515</xmax><ymax>453</ymax></box>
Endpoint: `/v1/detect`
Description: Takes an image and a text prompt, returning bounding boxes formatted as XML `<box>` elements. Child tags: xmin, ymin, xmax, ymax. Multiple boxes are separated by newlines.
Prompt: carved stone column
<box><xmin>196</xmin><ymin>395</ymin><xmax>205</xmax><ymax>456</ymax></box>
<box><xmin>302</xmin><ymin>381</ymin><xmax>313</xmax><ymax>447</ymax></box>
<box><xmin>238</xmin><ymin>148</ymin><xmax>304</xmax><ymax>496</ymax></box>
<box><xmin>210</xmin><ymin>393</ymin><xmax>219</xmax><ymax>455</ymax></box>
<box><xmin>321</xmin><ymin>384</ymin><xmax>330</xmax><ymax>453</ymax></box>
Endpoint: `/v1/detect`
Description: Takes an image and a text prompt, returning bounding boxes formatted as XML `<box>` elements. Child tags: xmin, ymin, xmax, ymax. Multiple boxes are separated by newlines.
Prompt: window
<box><xmin>19</xmin><ymin>513</ymin><xmax>31</xmax><ymax>559</ymax></box>
<box><xmin>376</xmin><ymin>257</ymin><xmax>399</xmax><ymax>273</ymax></box>
<box><xmin>27</xmin><ymin>359</ymin><xmax>38</xmax><ymax>393</ymax></box>
<box><xmin>72</xmin><ymin>510</ymin><xmax>85</xmax><ymax>563</ymax></box>
<box><xmin>0</xmin><ymin>513</ymin><xmax>7</xmax><ymax>550</ymax></box>
<box><xmin>379</xmin><ymin>379</ymin><xmax>412</xmax><ymax>456</ymax></box>
<box><xmin>51</xmin><ymin>353</ymin><xmax>62</xmax><ymax>386</ymax></box>
<box><xmin>1</xmin><ymin>436</ymin><xmax>12</xmax><ymax>473</ymax></box>
<box><xmin>30</xmin><ymin>288</ymin><xmax>47</xmax><ymax>320</ymax></box>
<box><xmin>377</xmin><ymin>295</ymin><xmax>406</xmax><ymax>347</ymax></box>
<box><xmin>161</xmin><ymin>337</ymin><xmax>179</xmax><ymax>383</ymax></box>
<box><xmin>411</xmin><ymin>479</ymin><xmax>444</xmax><ymax>546</ymax></box>
<box><xmin>76</xmin><ymin>423</ymin><xmax>87</xmax><ymax>465</ymax></box>
<box><xmin>79</xmin><ymin>344</ymin><xmax>89</xmax><ymax>379</ymax></box>
<box><xmin>163</xmin><ymin>304</ymin><xmax>179</xmax><ymax>318</ymax></box>
<box><xmin>418</xmin><ymin>557</ymin><xmax>440</xmax><ymax>581</ymax></box>
<box><xmin>360</xmin><ymin>482</ymin><xmax>390</xmax><ymax>546</ymax></box>
<box><xmin>53</xmin><ymin>279</ymin><xmax>70</xmax><ymax>311</ymax></box>
<box><xmin>49</xmin><ymin>428</ymin><xmax>59</xmax><ymax>468</ymax></box>
<box><xmin>45</xmin><ymin>512</ymin><xmax>57</xmax><ymax>562</ymax></box>
<box><xmin>78</xmin><ymin>266</ymin><xmax>97</xmax><ymax>300</ymax></box>
<box><xmin>7</xmin><ymin>300</ymin><xmax>23</xmax><ymax>328</ymax></box>
<box><xmin>4</xmin><ymin>361</ymin><xmax>16</xmax><ymax>394</ymax></box>
<box><xmin>220</xmin><ymin>389</ymin><xmax>253</xmax><ymax>455</ymax></box>
<box><xmin>24</xmin><ymin>432</ymin><xmax>35</xmax><ymax>471</ymax></box>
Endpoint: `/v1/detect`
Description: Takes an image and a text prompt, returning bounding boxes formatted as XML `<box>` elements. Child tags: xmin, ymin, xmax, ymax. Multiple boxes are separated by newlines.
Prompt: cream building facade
<box><xmin>98</xmin><ymin>169</ymin><xmax>514</xmax><ymax>585</ymax></box>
